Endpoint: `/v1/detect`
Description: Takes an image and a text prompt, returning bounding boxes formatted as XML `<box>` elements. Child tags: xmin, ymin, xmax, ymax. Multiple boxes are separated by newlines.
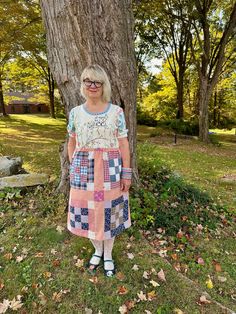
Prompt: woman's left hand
<box><xmin>120</xmin><ymin>178</ymin><xmax>131</xmax><ymax>192</ymax></box>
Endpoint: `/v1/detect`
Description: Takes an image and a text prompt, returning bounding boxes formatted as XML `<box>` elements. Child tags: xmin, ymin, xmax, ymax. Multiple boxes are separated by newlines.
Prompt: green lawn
<box><xmin>0</xmin><ymin>114</ymin><xmax>235</xmax><ymax>313</ymax></box>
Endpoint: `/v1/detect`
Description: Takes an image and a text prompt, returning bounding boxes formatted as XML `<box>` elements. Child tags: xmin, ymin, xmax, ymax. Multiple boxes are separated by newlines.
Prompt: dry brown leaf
<box><xmin>3</xmin><ymin>253</ymin><xmax>13</xmax><ymax>260</ymax></box>
<box><xmin>89</xmin><ymin>276</ymin><xmax>98</xmax><ymax>284</ymax></box>
<box><xmin>0</xmin><ymin>280</ymin><xmax>4</xmax><ymax>290</ymax></box>
<box><xmin>38</xmin><ymin>291</ymin><xmax>47</xmax><ymax>306</ymax></box>
<box><xmin>117</xmin><ymin>286</ymin><xmax>128</xmax><ymax>295</ymax></box>
<box><xmin>52</xmin><ymin>291</ymin><xmax>63</xmax><ymax>302</ymax></box>
<box><xmin>43</xmin><ymin>272</ymin><xmax>52</xmax><ymax>279</ymax></box>
<box><xmin>171</xmin><ymin>253</ymin><xmax>178</xmax><ymax>260</ymax></box>
<box><xmin>52</xmin><ymin>259</ymin><xmax>60</xmax><ymax>267</ymax></box>
<box><xmin>124</xmin><ymin>300</ymin><xmax>135</xmax><ymax>310</ymax></box>
<box><xmin>212</xmin><ymin>260</ymin><xmax>222</xmax><ymax>272</ymax></box>
<box><xmin>147</xmin><ymin>290</ymin><xmax>156</xmax><ymax>301</ymax></box>
<box><xmin>34</xmin><ymin>252</ymin><xmax>44</xmax><ymax>258</ymax></box>
<box><xmin>116</xmin><ymin>272</ymin><xmax>126</xmax><ymax>281</ymax></box>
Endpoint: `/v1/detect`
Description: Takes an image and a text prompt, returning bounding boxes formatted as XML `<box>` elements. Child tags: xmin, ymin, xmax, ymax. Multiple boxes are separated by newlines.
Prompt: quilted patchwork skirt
<box><xmin>67</xmin><ymin>148</ymin><xmax>131</xmax><ymax>240</ymax></box>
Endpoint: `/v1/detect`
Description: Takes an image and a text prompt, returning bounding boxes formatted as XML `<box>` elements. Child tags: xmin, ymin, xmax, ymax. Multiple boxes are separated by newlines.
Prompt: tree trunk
<box><xmin>176</xmin><ymin>75</ymin><xmax>184</xmax><ymax>119</ymax></box>
<box><xmin>0</xmin><ymin>74</ymin><xmax>7</xmax><ymax>116</ymax></box>
<box><xmin>198</xmin><ymin>77</ymin><xmax>211</xmax><ymax>142</ymax></box>
<box><xmin>40</xmin><ymin>0</ymin><xmax>138</xmax><ymax>194</ymax></box>
<box><xmin>48</xmin><ymin>67</ymin><xmax>56</xmax><ymax>119</ymax></box>
<box><xmin>213</xmin><ymin>90</ymin><xmax>217</xmax><ymax>127</ymax></box>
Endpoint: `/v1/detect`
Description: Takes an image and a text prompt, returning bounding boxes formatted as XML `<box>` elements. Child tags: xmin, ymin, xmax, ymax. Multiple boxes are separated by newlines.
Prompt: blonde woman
<box><xmin>67</xmin><ymin>64</ymin><xmax>132</xmax><ymax>277</ymax></box>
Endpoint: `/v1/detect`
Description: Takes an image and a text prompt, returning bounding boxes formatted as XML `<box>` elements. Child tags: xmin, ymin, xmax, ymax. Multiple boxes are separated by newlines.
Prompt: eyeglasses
<box><xmin>83</xmin><ymin>79</ymin><xmax>103</xmax><ymax>88</ymax></box>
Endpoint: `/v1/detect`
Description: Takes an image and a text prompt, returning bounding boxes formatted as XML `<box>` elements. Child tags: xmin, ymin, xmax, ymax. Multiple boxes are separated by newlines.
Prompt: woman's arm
<box><xmin>118</xmin><ymin>137</ymin><xmax>132</xmax><ymax>192</ymax></box>
<box><xmin>68</xmin><ymin>136</ymin><xmax>76</xmax><ymax>163</ymax></box>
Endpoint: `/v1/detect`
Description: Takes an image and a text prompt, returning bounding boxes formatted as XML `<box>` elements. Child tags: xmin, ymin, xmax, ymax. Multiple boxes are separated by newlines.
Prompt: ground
<box><xmin>0</xmin><ymin>114</ymin><xmax>235</xmax><ymax>313</ymax></box>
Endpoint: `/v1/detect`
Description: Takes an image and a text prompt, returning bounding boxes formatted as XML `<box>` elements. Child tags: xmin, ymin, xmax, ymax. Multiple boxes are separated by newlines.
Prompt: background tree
<box><xmin>190</xmin><ymin>0</ymin><xmax>236</xmax><ymax>142</ymax></box>
<box><xmin>0</xmin><ymin>0</ymin><xmax>41</xmax><ymax>115</ymax></box>
<box><xmin>39</xmin><ymin>0</ymin><xmax>138</xmax><ymax>194</ymax></box>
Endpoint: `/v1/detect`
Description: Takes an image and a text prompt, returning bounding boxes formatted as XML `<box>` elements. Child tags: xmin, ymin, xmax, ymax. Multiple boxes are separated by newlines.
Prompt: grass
<box><xmin>0</xmin><ymin>114</ymin><xmax>235</xmax><ymax>313</ymax></box>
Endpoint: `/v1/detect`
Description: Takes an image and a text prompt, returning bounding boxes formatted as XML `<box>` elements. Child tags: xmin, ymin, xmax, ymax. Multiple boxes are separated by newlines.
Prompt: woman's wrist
<box><xmin>121</xmin><ymin>167</ymin><xmax>132</xmax><ymax>180</ymax></box>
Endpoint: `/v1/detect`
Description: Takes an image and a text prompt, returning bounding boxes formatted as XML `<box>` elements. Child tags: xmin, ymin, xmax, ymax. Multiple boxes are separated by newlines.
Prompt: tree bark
<box><xmin>0</xmin><ymin>73</ymin><xmax>7</xmax><ymax>116</ymax></box>
<box><xmin>48</xmin><ymin>67</ymin><xmax>56</xmax><ymax>119</ymax></box>
<box><xmin>40</xmin><ymin>0</ymin><xmax>138</xmax><ymax>194</ymax></box>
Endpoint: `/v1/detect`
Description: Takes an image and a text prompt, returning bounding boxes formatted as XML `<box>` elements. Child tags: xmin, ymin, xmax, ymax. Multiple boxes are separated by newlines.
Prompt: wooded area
<box><xmin>1</xmin><ymin>0</ymin><xmax>235</xmax><ymax>143</ymax></box>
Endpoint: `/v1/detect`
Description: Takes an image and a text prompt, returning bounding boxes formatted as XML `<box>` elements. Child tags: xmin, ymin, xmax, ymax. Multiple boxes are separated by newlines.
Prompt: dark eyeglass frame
<box><xmin>83</xmin><ymin>79</ymin><xmax>103</xmax><ymax>88</ymax></box>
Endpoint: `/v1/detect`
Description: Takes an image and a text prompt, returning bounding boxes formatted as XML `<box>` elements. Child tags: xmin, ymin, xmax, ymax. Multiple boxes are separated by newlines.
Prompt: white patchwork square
<box><xmin>103</xmin><ymin>152</ymin><xmax>109</xmax><ymax>160</ymax></box>
<box><xmin>103</xmin><ymin>182</ymin><xmax>111</xmax><ymax>190</ymax></box>
<box><xmin>70</xmin><ymin>213</ymin><xmax>75</xmax><ymax>221</ymax></box>
<box><xmin>74</xmin><ymin>207</ymin><xmax>81</xmax><ymax>216</ymax></box>
<box><xmin>111</xmin><ymin>213</ymin><xmax>116</xmax><ymax>223</ymax></box>
<box><xmin>87</xmin><ymin>183</ymin><xmax>95</xmax><ymax>191</ymax></box>
<box><xmin>114</xmin><ymin>159</ymin><xmax>119</xmax><ymax>167</ymax></box>
<box><xmin>81</xmin><ymin>215</ymin><xmax>88</xmax><ymax>223</ymax></box>
<box><xmin>75</xmin><ymin>221</ymin><xmax>81</xmax><ymax>228</ymax></box>
<box><xmin>88</xmin><ymin>231</ymin><xmax>95</xmax><ymax>239</ymax></box>
<box><xmin>88</xmin><ymin>201</ymin><xmax>95</xmax><ymax>209</ymax></box>
<box><xmin>109</xmin><ymin>168</ymin><xmax>116</xmax><ymax>175</ymax></box>
<box><xmin>88</xmin><ymin>151</ymin><xmax>94</xmax><ymax>159</ymax></box>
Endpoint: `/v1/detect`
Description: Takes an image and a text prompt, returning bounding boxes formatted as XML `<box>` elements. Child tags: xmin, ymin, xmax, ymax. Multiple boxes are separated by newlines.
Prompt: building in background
<box><xmin>5</xmin><ymin>92</ymin><xmax>49</xmax><ymax>114</ymax></box>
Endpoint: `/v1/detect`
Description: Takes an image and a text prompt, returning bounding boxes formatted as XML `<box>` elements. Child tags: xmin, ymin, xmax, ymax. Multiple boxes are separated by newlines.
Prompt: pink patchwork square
<box><xmin>94</xmin><ymin>190</ymin><xmax>104</xmax><ymax>201</ymax></box>
<box><xmin>75</xmin><ymin>167</ymin><xmax>80</xmax><ymax>173</ymax></box>
<box><xmin>103</xmin><ymin>160</ymin><xmax>110</xmax><ymax>182</ymax></box>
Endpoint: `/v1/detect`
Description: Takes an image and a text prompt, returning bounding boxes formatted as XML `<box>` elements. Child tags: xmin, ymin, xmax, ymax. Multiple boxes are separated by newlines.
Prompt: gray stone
<box><xmin>0</xmin><ymin>173</ymin><xmax>49</xmax><ymax>189</ymax></box>
<box><xmin>0</xmin><ymin>156</ymin><xmax>24</xmax><ymax>177</ymax></box>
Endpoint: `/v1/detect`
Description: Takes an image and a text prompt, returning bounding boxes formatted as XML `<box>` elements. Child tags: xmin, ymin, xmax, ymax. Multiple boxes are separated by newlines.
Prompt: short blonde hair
<box><xmin>80</xmin><ymin>64</ymin><xmax>111</xmax><ymax>102</ymax></box>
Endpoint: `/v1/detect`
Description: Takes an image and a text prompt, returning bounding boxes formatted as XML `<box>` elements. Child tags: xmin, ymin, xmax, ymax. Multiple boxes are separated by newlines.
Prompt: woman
<box><xmin>67</xmin><ymin>64</ymin><xmax>132</xmax><ymax>277</ymax></box>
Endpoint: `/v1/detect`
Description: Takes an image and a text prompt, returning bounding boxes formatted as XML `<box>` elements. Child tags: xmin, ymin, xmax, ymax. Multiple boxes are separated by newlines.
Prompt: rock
<box><xmin>0</xmin><ymin>173</ymin><xmax>49</xmax><ymax>189</ymax></box>
<box><xmin>0</xmin><ymin>156</ymin><xmax>24</xmax><ymax>177</ymax></box>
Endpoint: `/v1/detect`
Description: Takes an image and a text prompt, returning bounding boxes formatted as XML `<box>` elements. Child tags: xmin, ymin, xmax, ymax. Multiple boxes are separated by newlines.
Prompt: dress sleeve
<box><xmin>117</xmin><ymin>108</ymin><xmax>128</xmax><ymax>138</ymax></box>
<box><xmin>67</xmin><ymin>108</ymin><xmax>76</xmax><ymax>138</ymax></box>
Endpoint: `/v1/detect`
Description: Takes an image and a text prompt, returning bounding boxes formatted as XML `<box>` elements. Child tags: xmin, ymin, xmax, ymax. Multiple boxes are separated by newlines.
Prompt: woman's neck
<box><xmin>85</xmin><ymin>99</ymin><xmax>108</xmax><ymax>112</ymax></box>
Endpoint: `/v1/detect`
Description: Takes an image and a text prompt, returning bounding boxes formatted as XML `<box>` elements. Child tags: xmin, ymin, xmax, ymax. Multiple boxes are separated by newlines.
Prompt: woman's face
<box><xmin>83</xmin><ymin>78</ymin><xmax>103</xmax><ymax>101</ymax></box>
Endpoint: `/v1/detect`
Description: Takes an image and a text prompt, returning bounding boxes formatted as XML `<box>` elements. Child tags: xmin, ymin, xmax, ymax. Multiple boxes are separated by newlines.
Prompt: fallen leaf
<box><xmin>51</xmin><ymin>249</ymin><xmax>57</xmax><ymax>255</ymax></box>
<box><xmin>0</xmin><ymin>280</ymin><xmax>4</xmax><ymax>290</ymax></box>
<box><xmin>124</xmin><ymin>300</ymin><xmax>135</xmax><ymax>310</ymax></box>
<box><xmin>117</xmin><ymin>286</ymin><xmax>128</xmax><ymax>295</ymax></box>
<box><xmin>127</xmin><ymin>253</ymin><xmax>134</xmax><ymax>260</ymax></box>
<box><xmin>145</xmin><ymin>311</ymin><xmax>152</xmax><ymax>314</ymax></box>
<box><xmin>9</xmin><ymin>296</ymin><xmax>23</xmax><ymax>311</ymax></box>
<box><xmin>43</xmin><ymin>272</ymin><xmax>52</xmax><ymax>279</ymax></box>
<box><xmin>217</xmin><ymin>276</ymin><xmax>227</xmax><ymax>282</ymax></box>
<box><xmin>173</xmin><ymin>309</ymin><xmax>184</xmax><ymax>314</ymax></box>
<box><xmin>199</xmin><ymin>295</ymin><xmax>211</xmax><ymax>304</ymax></box>
<box><xmin>119</xmin><ymin>304</ymin><xmax>128</xmax><ymax>314</ymax></box>
<box><xmin>197</xmin><ymin>257</ymin><xmax>205</xmax><ymax>265</ymax></box>
<box><xmin>116</xmin><ymin>272</ymin><xmax>126</xmax><ymax>281</ymax></box>
<box><xmin>212</xmin><ymin>260</ymin><xmax>222</xmax><ymax>272</ymax></box>
<box><xmin>56</xmin><ymin>225</ymin><xmax>65</xmax><ymax>233</ymax></box>
<box><xmin>143</xmin><ymin>271</ymin><xmax>150</xmax><ymax>279</ymax></box>
<box><xmin>85</xmin><ymin>308</ymin><xmax>93</xmax><ymax>314</ymax></box>
<box><xmin>52</xmin><ymin>291</ymin><xmax>63</xmax><ymax>302</ymax></box>
<box><xmin>52</xmin><ymin>259</ymin><xmax>60</xmax><ymax>267</ymax></box>
<box><xmin>126</xmin><ymin>243</ymin><xmax>131</xmax><ymax>249</ymax></box>
<box><xmin>35</xmin><ymin>252</ymin><xmax>44</xmax><ymax>258</ymax></box>
<box><xmin>157</xmin><ymin>269</ymin><xmax>166</xmax><ymax>282</ymax></box>
<box><xmin>89</xmin><ymin>277</ymin><xmax>98</xmax><ymax>284</ymax></box>
<box><xmin>38</xmin><ymin>291</ymin><xmax>47</xmax><ymax>305</ymax></box>
<box><xmin>205</xmin><ymin>278</ymin><xmax>213</xmax><ymax>289</ymax></box>
<box><xmin>3</xmin><ymin>253</ymin><xmax>12</xmax><ymax>260</ymax></box>
<box><xmin>132</xmin><ymin>264</ymin><xmax>139</xmax><ymax>271</ymax></box>
<box><xmin>147</xmin><ymin>290</ymin><xmax>156</xmax><ymax>301</ymax></box>
<box><xmin>137</xmin><ymin>291</ymin><xmax>147</xmax><ymax>301</ymax></box>
<box><xmin>0</xmin><ymin>299</ymin><xmax>10</xmax><ymax>313</ymax></box>
<box><xmin>171</xmin><ymin>253</ymin><xmax>178</xmax><ymax>260</ymax></box>
<box><xmin>75</xmin><ymin>259</ymin><xmax>84</xmax><ymax>268</ymax></box>
<box><xmin>150</xmin><ymin>280</ymin><xmax>160</xmax><ymax>287</ymax></box>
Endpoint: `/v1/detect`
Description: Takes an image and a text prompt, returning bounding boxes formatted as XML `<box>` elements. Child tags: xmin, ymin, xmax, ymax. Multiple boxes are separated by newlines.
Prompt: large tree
<box><xmin>39</xmin><ymin>0</ymin><xmax>138</xmax><ymax>194</ymax></box>
<box><xmin>190</xmin><ymin>0</ymin><xmax>236</xmax><ymax>142</ymax></box>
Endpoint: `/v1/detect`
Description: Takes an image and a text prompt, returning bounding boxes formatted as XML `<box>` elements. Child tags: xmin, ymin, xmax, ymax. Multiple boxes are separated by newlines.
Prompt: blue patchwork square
<box><xmin>75</xmin><ymin>215</ymin><xmax>81</xmax><ymax>222</ymax></box>
<box><xmin>81</xmin><ymin>223</ymin><xmax>89</xmax><ymax>230</ymax></box>
<box><xmin>81</xmin><ymin>207</ymin><xmax>88</xmax><ymax>215</ymax></box>
<box><xmin>70</xmin><ymin>220</ymin><xmax>75</xmax><ymax>228</ymax></box>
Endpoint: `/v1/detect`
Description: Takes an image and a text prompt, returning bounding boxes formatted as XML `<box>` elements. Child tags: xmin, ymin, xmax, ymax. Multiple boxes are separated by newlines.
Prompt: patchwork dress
<box><xmin>67</xmin><ymin>102</ymin><xmax>132</xmax><ymax>240</ymax></box>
